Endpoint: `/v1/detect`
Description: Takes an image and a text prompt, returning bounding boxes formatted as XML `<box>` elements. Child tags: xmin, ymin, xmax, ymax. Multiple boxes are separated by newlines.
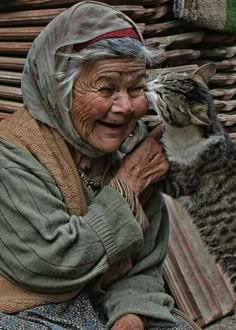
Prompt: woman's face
<box><xmin>70</xmin><ymin>58</ymin><xmax>147</xmax><ymax>153</ymax></box>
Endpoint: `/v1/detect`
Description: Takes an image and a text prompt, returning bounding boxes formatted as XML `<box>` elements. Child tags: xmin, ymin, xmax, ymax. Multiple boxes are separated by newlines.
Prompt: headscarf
<box><xmin>21</xmin><ymin>1</ymin><xmax>148</xmax><ymax>157</ymax></box>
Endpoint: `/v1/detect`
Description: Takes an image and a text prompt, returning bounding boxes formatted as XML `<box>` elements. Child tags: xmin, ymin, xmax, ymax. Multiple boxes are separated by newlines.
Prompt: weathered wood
<box><xmin>3</xmin><ymin>0</ymin><xmax>169</xmax><ymax>11</ymax></box>
<box><xmin>0</xmin><ymin>8</ymin><xmax>65</xmax><ymax>26</ymax></box>
<box><xmin>0</xmin><ymin>70</ymin><xmax>22</xmax><ymax>84</ymax></box>
<box><xmin>0</xmin><ymin>85</ymin><xmax>22</xmax><ymax>100</ymax></box>
<box><xmin>0</xmin><ymin>56</ymin><xmax>25</xmax><ymax>70</ymax></box>
<box><xmin>0</xmin><ymin>27</ymin><xmax>43</xmax><ymax>40</ymax></box>
<box><xmin>201</xmin><ymin>46</ymin><xmax>236</xmax><ymax>59</ymax></box>
<box><xmin>146</xmin><ymin>32</ymin><xmax>205</xmax><ymax>48</ymax></box>
<box><xmin>218</xmin><ymin>112</ymin><xmax>236</xmax><ymax>125</ymax></box>
<box><xmin>210</xmin><ymin>73</ymin><xmax>236</xmax><ymax>85</ymax></box>
<box><xmin>211</xmin><ymin>87</ymin><xmax>236</xmax><ymax>100</ymax></box>
<box><xmin>144</xmin><ymin>20</ymin><xmax>185</xmax><ymax>37</ymax></box>
<box><xmin>203</xmin><ymin>33</ymin><xmax>236</xmax><ymax>44</ymax></box>
<box><xmin>215</xmin><ymin>100</ymin><xmax>236</xmax><ymax>113</ymax></box>
<box><xmin>141</xmin><ymin>6</ymin><xmax>169</xmax><ymax>21</ymax></box>
<box><xmin>0</xmin><ymin>113</ymin><xmax>13</xmax><ymax>120</ymax></box>
<box><xmin>194</xmin><ymin>58</ymin><xmax>236</xmax><ymax>72</ymax></box>
<box><xmin>0</xmin><ymin>6</ymin><xmax>168</xmax><ymax>26</ymax></box>
<box><xmin>213</xmin><ymin>58</ymin><xmax>236</xmax><ymax>71</ymax></box>
<box><xmin>0</xmin><ymin>42</ymin><xmax>31</xmax><ymax>54</ymax></box>
<box><xmin>0</xmin><ymin>99</ymin><xmax>24</xmax><ymax>113</ymax></box>
<box><xmin>154</xmin><ymin>49</ymin><xmax>201</xmax><ymax>65</ymax></box>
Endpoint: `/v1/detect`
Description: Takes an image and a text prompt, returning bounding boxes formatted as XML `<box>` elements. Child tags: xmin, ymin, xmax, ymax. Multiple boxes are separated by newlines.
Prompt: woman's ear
<box><xmin>193</xmin><ymin>63</ymin><xmax>216</xmax><ymax>84</ymax></box>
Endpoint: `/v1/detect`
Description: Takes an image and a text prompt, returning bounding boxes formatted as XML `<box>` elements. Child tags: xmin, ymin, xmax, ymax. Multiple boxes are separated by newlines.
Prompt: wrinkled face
<box><xmin>70</xmin><ymin>58</ymin><xmax>147</xmax><ymax>153</ymax></box>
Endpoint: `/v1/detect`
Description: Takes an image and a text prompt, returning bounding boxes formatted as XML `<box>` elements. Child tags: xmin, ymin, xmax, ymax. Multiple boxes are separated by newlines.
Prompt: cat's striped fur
<box><xmin>145</xmin><ymin>64</ymin><xmax>236</xmax><ymax>291</ymax></box>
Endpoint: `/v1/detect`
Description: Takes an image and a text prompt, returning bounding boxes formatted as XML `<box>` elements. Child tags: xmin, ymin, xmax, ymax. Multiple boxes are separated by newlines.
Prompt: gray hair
<box><xmin>56</xmin><ymin>37</ymin><xmax>159</xmax><ymax>103</ymax></box>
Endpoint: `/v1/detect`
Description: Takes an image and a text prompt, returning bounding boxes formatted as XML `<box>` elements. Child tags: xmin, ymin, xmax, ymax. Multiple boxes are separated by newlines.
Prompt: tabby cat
<box><xmin>145</xmin><ymin>63</ymin><xmax>236</xmax><ymax>291</ymax></box>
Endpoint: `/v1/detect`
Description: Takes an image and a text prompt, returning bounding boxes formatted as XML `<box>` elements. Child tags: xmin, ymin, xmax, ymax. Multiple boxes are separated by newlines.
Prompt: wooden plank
<box><xmin>3</xmin><ymin>0</ymin><xmax>169</xmax><ymax>11</ymax></box>
<box><xmin>0</xmin><ymin>113</ymin><xmax>13</xmax><ymax>120</ymax></box>
<box><xmin>0</xmin><ymin>6</ymin><xmax>170</xmax><ymax>26</ymax></box>
<box><xmin>203</xmin><ymin>33</ymin><xmax>236</xmax><ymax>44</ymax></box>
<box><xmin>145</xmin><ymin>32</ymin><xmax>205</xmax><ymax>48</ymax></box>
<box><xmin>115</xmin><ymin>6</ymin><xmax>147</xmax><ymax>21</ymax></box>
<box><xmin>0</xmin><ymin>56</ymin><xmax>25</xmax><ymax>70</ymax></box>
<box><xmin>154</xmin><ymin>49</ymin><xmax>201</xmax><ymax>65</ymax></box>
<box><xmin>0</xmin><ymin>8</ymin><xmax>65</xmax><ymax>26</ymax></box>
<box><xmin>0</xmin><ymin>70</ymin><xmax>22</xmax><ymax>84</ymax></box>
<box><xmin>211</xmin><ymin>87</ymin><xmax>236</xmax><ymax>100</ymax></box>
<box><xmin>0</xmin><ymin>85</ymin><xmax>22</xmax><ymax>100</ymax></box>
<box><xmin>0</xmin><ymin>99</ymin><xmax>23</xmax><ymax>113</ymax></box>
<box><xmin>201</xmin><ymin>46</ymin><xmax>236</xmax><ymax>59</ymax></box>
<box><xmin>218</xmin><ymin>112</ymin><xmax>236</xmax><ymax>125</ymax></box>
<box><xmin>194</xmin><ymin>58</ymin><xmax>236</xmax><ymax>72</ymax></box>
<box><xmin>139</xmin><ymin>6</ymin><xmax>169</xmax><ymax>21</ymax></box>
<box><xmin>0</xmin><ymin>42</ymin><xmax>31</xmax><ymax>54</ymax></box>
<box><xmin>210</xmin><ymin>73</ymin><xmax>236</xmax><ymax>85</ymax></box>
<box><xmin>216</xmin><ymin>100</ymin><xmax>236</xmax><ymax>113</ymax></box>
<box><xmin>0</xmin><ymin>27</ymin><xmax>43</xmax><ymax>40</ymax></box>
<box><xmin>144</xmin><ymin>20</ymin><xmax>185</xmax><ymax>37</ymax></box>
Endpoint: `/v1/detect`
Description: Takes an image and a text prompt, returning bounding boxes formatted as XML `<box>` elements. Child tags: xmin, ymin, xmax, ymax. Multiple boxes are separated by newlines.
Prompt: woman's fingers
<box><xmin>115</xmin><ymin>134</ymin><xmax>169</xmax><ymax>195</ymax></box>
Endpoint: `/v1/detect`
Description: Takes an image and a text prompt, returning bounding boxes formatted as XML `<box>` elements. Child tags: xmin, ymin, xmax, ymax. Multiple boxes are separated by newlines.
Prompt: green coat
<box><xmin>0</xmin><ymin>137</ymin><xmax>175</xmax><ymax>328</ymax></box>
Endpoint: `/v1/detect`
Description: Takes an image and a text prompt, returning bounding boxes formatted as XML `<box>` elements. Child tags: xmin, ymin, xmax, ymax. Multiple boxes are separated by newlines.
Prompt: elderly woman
<box><xmin>0</xmin><ymin>2</ymin><xmax>199</xmax><ymax>330</ymax></box>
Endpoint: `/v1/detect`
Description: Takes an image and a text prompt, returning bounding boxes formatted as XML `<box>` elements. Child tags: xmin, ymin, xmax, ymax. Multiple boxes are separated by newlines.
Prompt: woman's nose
<box><xmin>111</xmin><ymin>92</ymin><xmax>133</xmax><ymax>114</ymax></box>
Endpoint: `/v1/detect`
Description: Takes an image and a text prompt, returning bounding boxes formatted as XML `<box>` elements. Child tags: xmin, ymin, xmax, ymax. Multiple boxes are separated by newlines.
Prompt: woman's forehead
<box><xmin>80</xmin><ymin>58</ymin><xmax>146</xmax><ymax>79</ymax></box>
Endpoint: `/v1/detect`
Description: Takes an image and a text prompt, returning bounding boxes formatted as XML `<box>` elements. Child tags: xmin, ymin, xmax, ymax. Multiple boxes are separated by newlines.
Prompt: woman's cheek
<box><xmin>133</xmin><ymin>95</ymin><xmax>147</xmax><ymax>119</ymax></box>
<box><xmin>89</xmin><ymin>95</ymin><xmax>112</xmax><ymax>119</ymax></box>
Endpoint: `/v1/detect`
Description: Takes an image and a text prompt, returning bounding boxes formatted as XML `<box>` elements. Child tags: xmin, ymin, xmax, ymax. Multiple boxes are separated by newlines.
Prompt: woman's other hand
<box><xmin>115</xmin><ymin>125</ymin><xmax>169</xmax><ymax>196</ymax></box>
<box><xmin>111</xmin><ymin>314</ymin><xmax>144</xmax><ymax>330</ymax></box>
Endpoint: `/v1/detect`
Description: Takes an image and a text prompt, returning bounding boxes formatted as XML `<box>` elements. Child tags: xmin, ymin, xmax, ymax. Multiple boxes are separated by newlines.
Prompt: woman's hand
<box><xmin>115</xmin><ymin>125</ymin><xmax>169</xmax><ymax>196</ymax></box>
<box><xmin>111</xmin><ymin>314</ymin><xmax>144</xmax><ymax>330</ymax></box>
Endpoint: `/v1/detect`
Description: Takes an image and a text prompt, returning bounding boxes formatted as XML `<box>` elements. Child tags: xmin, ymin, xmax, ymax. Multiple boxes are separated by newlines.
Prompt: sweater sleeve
<box><xmin>109</xmin><ymin>177</ymin><xmax>149</xmax><ymax>230</ymax></box>
<box><xmin>101</xmin><ymin>186</ymin><xmax>176</xmax><ymax>329</ymax></box>
<box><xmin>0</xmin><ymin>146</ymin><xmax>143</xmax><ymax>294</ymax></box>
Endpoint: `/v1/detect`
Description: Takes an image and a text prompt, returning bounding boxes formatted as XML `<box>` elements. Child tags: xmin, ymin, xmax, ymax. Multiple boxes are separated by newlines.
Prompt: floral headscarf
<box><xmin>21</xmin><ymin>1</ymin><xmax>147</xmax><ymax>157</ymax></box>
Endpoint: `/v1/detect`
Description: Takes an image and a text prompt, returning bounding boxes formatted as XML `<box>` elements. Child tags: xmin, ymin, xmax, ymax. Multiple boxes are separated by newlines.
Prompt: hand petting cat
<box><xmin>115</xmin><ymin>125</ymin><xmax>169</xmax><ymax>197</ymax></box>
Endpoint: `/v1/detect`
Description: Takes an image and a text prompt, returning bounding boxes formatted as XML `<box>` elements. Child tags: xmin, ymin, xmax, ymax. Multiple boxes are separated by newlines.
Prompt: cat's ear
<box><xmin>187</xmin><ymin>106</ymin><xmax>211</xmax><ymax>126</ymax></box>
<box><xmin>193</xmin><ymin>63</ymin><xmax>216</xmax><ymax>84</ymax></box>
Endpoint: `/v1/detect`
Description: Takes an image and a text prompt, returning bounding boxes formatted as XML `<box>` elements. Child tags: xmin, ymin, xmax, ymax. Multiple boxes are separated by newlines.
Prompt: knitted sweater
<box><xmin>0</xmin><ymin>110</ymin><xmax>175</xmax><ymax>328</ymax></box>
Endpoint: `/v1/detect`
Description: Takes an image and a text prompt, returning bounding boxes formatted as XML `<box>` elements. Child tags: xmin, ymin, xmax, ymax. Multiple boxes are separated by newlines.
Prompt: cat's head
<box><xmin>145</xmin><ymin>63</ymin><xmax>216</xmax><ymax>128</ymax></box>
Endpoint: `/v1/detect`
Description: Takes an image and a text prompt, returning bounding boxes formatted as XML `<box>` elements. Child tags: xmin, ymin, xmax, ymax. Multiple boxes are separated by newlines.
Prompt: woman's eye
<box><xmin>129</xmin><ymin>87</ymin><xmax>144</xmax><ymax>98</ymax></box>
<box><xmin>98</xmin><ymin>87</ymin><xmax>115</xmax><ymax>96</ymax></box>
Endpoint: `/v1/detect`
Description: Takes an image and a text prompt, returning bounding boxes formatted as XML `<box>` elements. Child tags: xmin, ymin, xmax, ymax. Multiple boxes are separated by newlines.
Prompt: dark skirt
<box><xmin>0</xmin><ymin>291</ymin><xmax>194</xmax><ymax>329</ymax></box>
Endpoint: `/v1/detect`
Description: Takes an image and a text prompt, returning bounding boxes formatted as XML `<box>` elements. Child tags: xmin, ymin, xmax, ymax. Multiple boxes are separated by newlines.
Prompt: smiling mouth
<box><xmin>97</xmin><ymin>120</ymin><xmax>125</xmax><ymax>128</ymax></box>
